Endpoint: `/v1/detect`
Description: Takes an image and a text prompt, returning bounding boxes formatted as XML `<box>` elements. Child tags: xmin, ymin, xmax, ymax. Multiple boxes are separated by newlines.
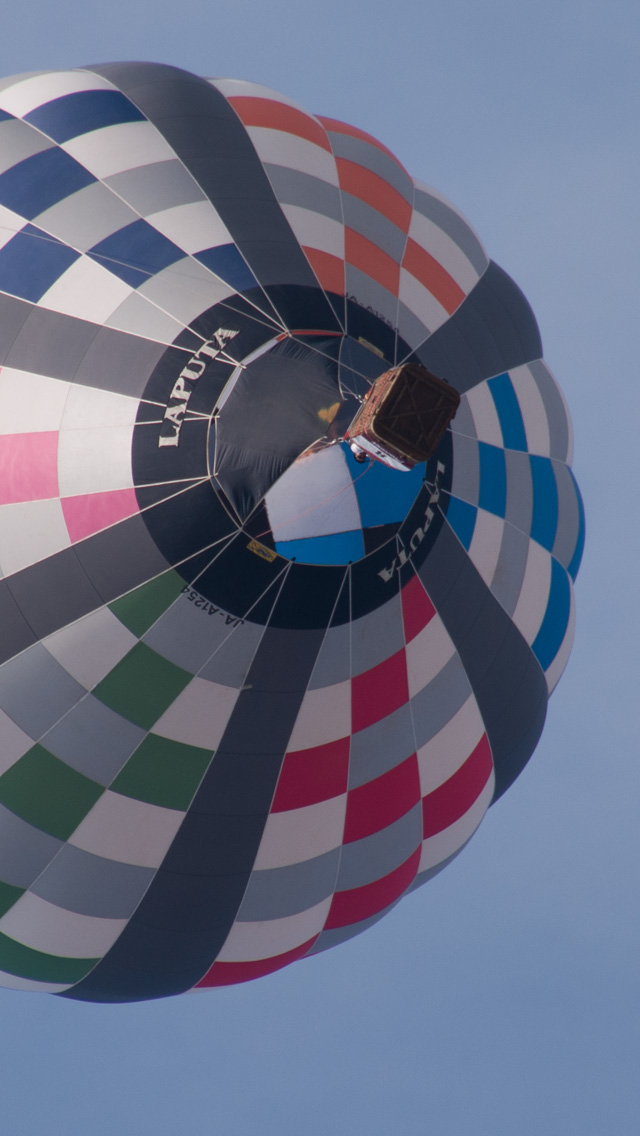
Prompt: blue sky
<box><xmin>0</xmin><ymin>2</ymin><xmax>638</xmax><ymax>1132</ymax></box>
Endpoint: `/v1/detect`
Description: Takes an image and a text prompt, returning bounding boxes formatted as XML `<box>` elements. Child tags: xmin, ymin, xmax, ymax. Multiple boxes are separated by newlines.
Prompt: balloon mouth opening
<box><xmin>207</xmin><ymin>341</ymin><xmax>460</xmax><ymax>524</ymax></box>
<box><xmin>135</xmin><ymin>298</ymin><xmax>454</xmax><ymax>570</ymax></box>
<box><xmin>205</xmin><ymin>329</ymin><xmax>397</xmax><ymax>519</ymax></box>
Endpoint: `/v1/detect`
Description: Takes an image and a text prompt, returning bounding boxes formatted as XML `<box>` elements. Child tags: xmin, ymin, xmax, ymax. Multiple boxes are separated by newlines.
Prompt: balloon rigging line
<box><xmin>21</xmin><ymin>528</ymin><xmax>246</xmax><ymax>756</ymax></box>
<box><xmin>0</xmin><ymin>174</ymin><xmax>462</xmax><ymax>387</ymax></box>
<box><xmin>183</xmin><ymin>409</ymin><xmax>212</xmax><ymax>422</ymax></box>
<box><xmin>3</xmin><ymin>105</ymin><xmax>290</xmax><ymax>341</ymax></box>
<box><xmin>190</xmin><ymin>558</ymin><xmax>294</xmax><ymax>680</ymax></box>
<box><xmin>0</xmin><ymin>222</ymin><xmax>385</xmax><ymax>392</ymax></box>
<box><xmin>0</xmin><ymin>220</ymin><xmax>387</xmax><ymax>396</ymax></box>
<box><xmin>0</xmin><ymin>220</ymin><xmax>288</xmax><ymax>341</ymax></box>
<box><xmin>126</xmin><ymin>473</ymin><xmax>211</xmax><ymax>493</ymax></box>
<box><xmin>130</xmin><ymin>508</ymin><xmax>294</xmax><ymax>669</ymax></box>
<box><xmin>2</xmin><ymin>490</ymin><xmax>238</xmax><ymax>673</ymax></box>
<box><xmin>285</xmin><ymin>330</ymin><xmax>379</xmax><ymax>393</ymax></box>
<box><xmin>138</xmin><ymin>397</ymin><xmax>171</xmax><ymax>410</ymax></box>
<box><xmin>215</xmin><ymin>293</ymin><xmax>287</xmax><ymax>335</ymax></box>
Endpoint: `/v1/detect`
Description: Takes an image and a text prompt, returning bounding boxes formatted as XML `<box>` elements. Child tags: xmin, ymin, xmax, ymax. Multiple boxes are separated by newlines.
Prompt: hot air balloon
<box><xmin>0</xmin><ymin>63</ymin><xmax>583</xmax><ymax>1001</ymax></box>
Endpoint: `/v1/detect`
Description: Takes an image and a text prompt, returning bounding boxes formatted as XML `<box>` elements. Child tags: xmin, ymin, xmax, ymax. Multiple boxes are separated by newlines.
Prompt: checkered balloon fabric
<box><xmin>0</xmin><ymin>64</ymin><xmax>583</xmax><ymax>1001</ymax></box>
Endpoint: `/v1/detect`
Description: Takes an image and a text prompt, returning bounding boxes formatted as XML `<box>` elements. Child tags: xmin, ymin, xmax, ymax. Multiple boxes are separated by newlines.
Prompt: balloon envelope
<box><xmin>0</xmin><ymin>64</ymin><xmax>584</xmax><ymax>1001</ymax></box>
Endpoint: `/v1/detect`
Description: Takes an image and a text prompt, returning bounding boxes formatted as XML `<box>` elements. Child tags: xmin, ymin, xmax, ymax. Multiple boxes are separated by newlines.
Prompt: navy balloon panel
<box><xmin>0</xmin><ymin>65</ymin><xmax>583</xmax><ymax>1000</ymax></box>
